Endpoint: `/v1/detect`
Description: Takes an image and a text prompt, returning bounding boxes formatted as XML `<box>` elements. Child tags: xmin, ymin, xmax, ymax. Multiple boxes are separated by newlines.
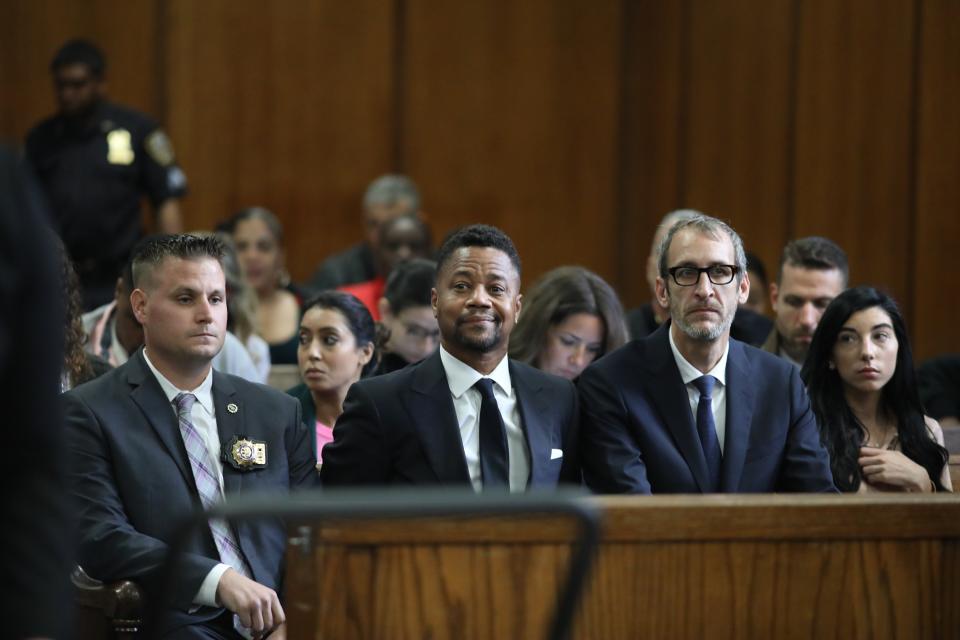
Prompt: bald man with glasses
<box><xmin>578</xmin><ymin>214</ymin><xmax>836</xmax><ymax>494</ymax></box>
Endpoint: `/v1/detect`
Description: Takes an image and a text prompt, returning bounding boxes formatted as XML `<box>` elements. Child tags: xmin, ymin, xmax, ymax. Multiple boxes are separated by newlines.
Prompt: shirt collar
<box><xmin>439</xmin><ymin>345</ymin><xmax>512</xmax><ymax>398</ymax></box>
<box><xmin>668</xmin><ymin>326</ymin><xmax>729</xmax><ymax>386</ymax></box>
<box><xmin>142</xmin><ymin>348</ymin><xmax>215</xmax><ymax>414</ymax></box>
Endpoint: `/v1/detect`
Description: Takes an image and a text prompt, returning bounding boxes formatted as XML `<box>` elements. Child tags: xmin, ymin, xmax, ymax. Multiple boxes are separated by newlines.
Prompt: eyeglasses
<box><xmin>666</xmin><ymin>265</ymin><xmax>739</xmax><ymax>286</ymax></box>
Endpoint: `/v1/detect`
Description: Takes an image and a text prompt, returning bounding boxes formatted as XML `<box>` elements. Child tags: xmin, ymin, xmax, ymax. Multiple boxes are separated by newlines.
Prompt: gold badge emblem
<box><xmin>227</xmin><ymin>403</ymin><xmax>238</xmax><ymax>414</ymax></box>
<box><xmin>106</xmin><ymin>128</ymin><xmax>134</xmax><ymax>165</ymax></box>
<box><xmin>224</xmin><ymin>436</ymin><xmax>267</xmax><ymax>471</ymax></box>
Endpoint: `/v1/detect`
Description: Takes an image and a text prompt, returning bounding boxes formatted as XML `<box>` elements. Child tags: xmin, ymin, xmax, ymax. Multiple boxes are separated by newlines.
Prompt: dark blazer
<box><xmin>320</xmin><ymin>351</ymin><xmax>580</xmax><ymax>487</ymax></box>
<box><xmin>579</xmin><ymin>324</ymin><xmax>836</xmax><ymax>494</ymax></box>
<box><xmin>64</xmin><ymin>350</ymin><xmax>317</xmax><ymax>633</ymax></box>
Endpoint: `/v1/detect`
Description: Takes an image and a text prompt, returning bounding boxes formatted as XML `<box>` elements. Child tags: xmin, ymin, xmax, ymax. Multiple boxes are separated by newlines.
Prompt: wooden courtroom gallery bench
<box><xmin>285</xmin><ymin>494</ymin><xmax>960</xmax><ymax>640</ymax></box>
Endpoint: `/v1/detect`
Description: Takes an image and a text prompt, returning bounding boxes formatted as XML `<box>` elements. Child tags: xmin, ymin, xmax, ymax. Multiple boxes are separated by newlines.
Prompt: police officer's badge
<box><xmin>145</xmin><ymin>130</ymin><xmax>176</xmax><ymax>166</ymax></box>
<box><xmin>223</xmin><ymin>435</ymin><xmax>267</xmax><ymax>471</ymax></box>
<box><xmin>106</xmin><ymin>128</ymin><xmax>134</xmax><ymax>165</ymax></box>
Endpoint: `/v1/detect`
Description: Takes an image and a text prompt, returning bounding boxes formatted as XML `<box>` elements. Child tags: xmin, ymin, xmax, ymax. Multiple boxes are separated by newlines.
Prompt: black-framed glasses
<box><xmin>667</xmin><ymin>264</ymin><xmax>739</xmax><ymax>286</ymax></box>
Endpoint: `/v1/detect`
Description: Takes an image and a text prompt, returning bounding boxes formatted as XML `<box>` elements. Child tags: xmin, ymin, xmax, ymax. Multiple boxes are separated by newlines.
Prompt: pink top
<box><xmin>316</xmin><ymin>420</ymin><xmax>334</xmax><ymax>464</ymax></box>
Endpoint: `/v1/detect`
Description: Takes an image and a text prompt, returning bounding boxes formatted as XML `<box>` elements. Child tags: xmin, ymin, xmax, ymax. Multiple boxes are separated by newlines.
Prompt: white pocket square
<box><xmin>550</xmin><ymin>448</ymin><xmax>563</xmax><ymax>460</ymax></box>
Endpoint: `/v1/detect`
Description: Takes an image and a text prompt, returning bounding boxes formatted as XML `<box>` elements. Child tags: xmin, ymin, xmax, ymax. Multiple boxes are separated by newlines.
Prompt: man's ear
<box><xmin>655</xmin><ymin>277</ymin><xmax>669</xmax><ymax>309</ymax></box>
<box><xmin>377</xmin><ymin>297</ymin><xmax>392</xmax><ymax>322</ymax></box>
<box><xmin>430</xmin><ymin>288</ymin><xmax>439</xmax><ymax>318</ymax></box>
<box><xmin>737</xmin><ymin>271</ymin><xmax>750</xmax><ymax>305</ymax></box>
<box><xmin>514</xmin><ymin>293</ymin><xmax>522</xmax><ymax>322</ymax></box>
<box><xmin>130</xmin><ymin>288</ymin><xmax>148</xmax><ymax>325</ymax></box>
<box><xmin>769</xmin><ymin>282</ymin><xmax>780</xmax><ymax>312</ymax></box>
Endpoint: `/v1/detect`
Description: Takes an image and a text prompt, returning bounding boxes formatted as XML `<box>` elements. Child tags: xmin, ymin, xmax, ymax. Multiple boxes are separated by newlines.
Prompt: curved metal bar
<box><xmin>149</xmin><ymin>488</ymin><xmax>601</xmax><ymax>640</ymax></box>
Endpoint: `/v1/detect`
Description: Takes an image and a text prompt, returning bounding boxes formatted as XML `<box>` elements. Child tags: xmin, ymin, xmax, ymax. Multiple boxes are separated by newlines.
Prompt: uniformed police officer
<box><xmin>25</xmin><ymin>39</ymin><xmax>188</xmax><ymax>310</ymax></box>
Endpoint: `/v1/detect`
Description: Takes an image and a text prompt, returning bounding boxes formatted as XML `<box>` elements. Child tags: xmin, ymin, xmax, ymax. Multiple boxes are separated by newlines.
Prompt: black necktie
<box><xmin>692</xmin><ymin>375</ymin><xmax>722</xmax><ymax>492</ymax></box>
<box><xmin>474</xmin><ymin>378</ymin><xmax>509</xmax><ymax>489</ymax></box>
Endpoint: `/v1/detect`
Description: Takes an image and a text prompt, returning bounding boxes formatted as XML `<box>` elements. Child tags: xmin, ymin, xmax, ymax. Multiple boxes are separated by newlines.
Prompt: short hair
<box><xmin>302</xmin><ymin>291</ymin><xmax>380</xmax><ymax>378</ymax></box>
<box><xmin>650</xmin><ymin>209</ymin><xmax>702</xmax><ymax>253</ymax></box>
<box><xmin>657</xmin><ymin>213</ymin><xmax>747</xmax><ymax>282</ymax></box>
<box><xmin>745</xmin><ymin>251</ymin><xmax>769</xmax><ymax>289</ymax></box>
<box><xmin>51</xmin><ymin>39</ymin><xmax>106</xmax><ymax>78</ymax></box>
<box><xmin>383</xmin><ymin>258</ymin><xmax>437</xmax><ymax>314</ymax></box>
<box><xmin>434</xmin><ymin>224</ymin><xmax>521</xmax><ymax>282</ymax></box>
<box><xmin>509</xmin><ymin>266</ymin><xmax>629</xmax><ymax>366</ymax></box>
<box><xmin>363</xmin><ymin>175</ymin><xmax>420</xmax><ymax>215</ymax></box>
<box><xmin>217</xmin><ymin>207</ymin><xmax>285</xmax><ymax>246</ymax></box>
<box><xmin>778</xmin><ymin>236</ymin><xmax>849</xmax><ymax>286</ymax></box>
<box><xmin>131</xmin><ymin>234</ymin><xmax>225</xmax><ymax>290</ymax></box>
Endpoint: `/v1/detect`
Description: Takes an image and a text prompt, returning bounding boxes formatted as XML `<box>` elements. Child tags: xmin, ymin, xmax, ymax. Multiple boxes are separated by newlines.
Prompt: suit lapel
<box><xmin>212</xmin><ymin>372</ymin><xmax>244</xmax><ymax>495</ymax></box>
<box><xmin>644</xmin><ymin>326</ymin><xmax>711</xmax><ymax>492</ymax></box>
<box><xmin>127</xmin><ymin>351</ymin><xmax>195</xmax><ymax>490</ymax></box>
<box><xmin>510</xmin><ymin>362</ymin><xmax>550</xmax><ymax>489</ymax></box>
<box><xmin>405</xmin><ymin>353</ymin><xmax>471</xmax><ymax>484</ymax></box>
<box><xmin>720</xmin><ymin>340</ymin><xmax>755</xmax><ymax>492</ymax></box>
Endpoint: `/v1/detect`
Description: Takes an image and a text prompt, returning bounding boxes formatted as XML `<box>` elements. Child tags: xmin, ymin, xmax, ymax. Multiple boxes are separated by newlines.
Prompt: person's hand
<box><xmin>859</xmin><ymin>446</ymin><xmax>933</xmax><ymax>492</ymax></box>
<box><xmin>216</xmin><ymin>568</ymin><xmax>286</xmax><ymax>636</ymax></box>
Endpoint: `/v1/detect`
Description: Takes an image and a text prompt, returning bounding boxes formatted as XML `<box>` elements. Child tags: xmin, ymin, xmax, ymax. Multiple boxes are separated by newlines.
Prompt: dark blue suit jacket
<box><xmin>578</xmin><ymin>325</ymin><xmax>836</xmax><ymax>494</ymax></box>
<box><xmin>320</xmin><ymin>351</ymin><xmax>580</xmax><ymax>487</ymax></box>
<box><xmin>64</xmin><ymin>350</ymin><xmax>317</xmax><ymax>632</ymax></box>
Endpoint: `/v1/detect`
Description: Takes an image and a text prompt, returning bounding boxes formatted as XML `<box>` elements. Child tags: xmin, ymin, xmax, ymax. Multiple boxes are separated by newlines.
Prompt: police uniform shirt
<box><xmin>24</xmin><ymin>101</ymin><xmax>187</xmax><ymax>279</ymax></box>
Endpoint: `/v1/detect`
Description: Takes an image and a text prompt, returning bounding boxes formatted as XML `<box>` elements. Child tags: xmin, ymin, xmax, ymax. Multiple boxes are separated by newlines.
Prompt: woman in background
<box><xmin>510</xmin><ymin>266</ymin><xmax>628</xmax><ymax>380</ymax></box>
<box><xmin>287</xmin><ymin>291</ymin><xmax>379</xmax><ymax>463</ymax></box>
<box><xmin>802</xmin><ymin>286</ymin><xmax>951</xmax><ymax>492</ymax></box>
<box><xmin>221</xmin><ymin>207</ymin><xmax>301</xmax><ymax>364</ymax></box>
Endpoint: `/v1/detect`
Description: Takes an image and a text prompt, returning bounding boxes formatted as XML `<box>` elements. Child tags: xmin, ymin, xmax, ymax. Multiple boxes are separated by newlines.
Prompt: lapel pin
<box><xmin>227</xmin><ymin>402</ymin><xmax>239</xmax><ymax>414</ymax></box>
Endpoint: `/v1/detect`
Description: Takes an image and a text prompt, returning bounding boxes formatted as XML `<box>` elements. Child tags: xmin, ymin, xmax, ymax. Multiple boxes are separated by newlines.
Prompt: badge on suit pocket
<box><xmin>223</xmin><ymin>435</ymin><xmax>267</xmax><ymax>471</ymax></box>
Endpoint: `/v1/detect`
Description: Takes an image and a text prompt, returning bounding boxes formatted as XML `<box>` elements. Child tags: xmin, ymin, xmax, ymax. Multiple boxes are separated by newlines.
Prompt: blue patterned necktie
<box><xmin>174</xmin><ymin>393</ymin><xmax>252</xmax><ymax>635</ymax></box>
<box><xmin>474</xmin><ymin>378</ymin><xmax>510</xmax><ymax>489</ymax></box>
<box><xmin>692</xmin><ymin>376</ymin><xmax>722</xmax><ymax>492</ymax></box>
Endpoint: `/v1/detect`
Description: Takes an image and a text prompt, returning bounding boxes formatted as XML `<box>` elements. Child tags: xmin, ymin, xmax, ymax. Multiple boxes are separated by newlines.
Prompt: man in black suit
<box><xmin>321</xmin><ymin>224</ymin><xmax>579</xmax><ymax>490</ymax></box>
<box><xmin>579</xmin><ymin>213</ymin><xmax>835</xmax><ymax>494</ymax></box>
<box><xmin>65</xmin><ymin>235</ymin><xmax>316</xmax><ymax>638</ymax></box>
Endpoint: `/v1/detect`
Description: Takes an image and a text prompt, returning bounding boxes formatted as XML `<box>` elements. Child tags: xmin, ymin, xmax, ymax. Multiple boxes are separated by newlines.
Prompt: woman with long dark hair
<box><xmin>509</xmin><ymin>266</ymin><xmax>628</xmax><ymax>380</ymax></box>
<box><xmin>801</xmin><ymin>286</ymin><xmax>950</xmax><ymax>492</ymax></box>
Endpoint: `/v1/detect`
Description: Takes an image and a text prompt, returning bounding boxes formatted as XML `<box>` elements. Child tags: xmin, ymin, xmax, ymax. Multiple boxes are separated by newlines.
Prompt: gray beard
<box><xmin>452</xmin><ymin>324</ymin><xmax>502</xmax><ymax>353</ymax></box>
<box><xmin>670</xmin><ymin>302</ymin><xmax>735</xmax><ymax>342</ymax></box>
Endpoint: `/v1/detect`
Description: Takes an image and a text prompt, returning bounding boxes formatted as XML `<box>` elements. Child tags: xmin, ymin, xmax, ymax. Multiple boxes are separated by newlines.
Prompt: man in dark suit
<box><xmin>65</xmin><ymin>235</ymin><xmax>316</xmax><ymax>638</ymax></box>
<box><xmin>580</xmin><ymin>213</ymin><xmax>835</xmax><ymax>494</ymax></box>
<box><xmin>321</xmin><ymin>224</ymin><xmax>579</xmax><ymax>490</ymax></box>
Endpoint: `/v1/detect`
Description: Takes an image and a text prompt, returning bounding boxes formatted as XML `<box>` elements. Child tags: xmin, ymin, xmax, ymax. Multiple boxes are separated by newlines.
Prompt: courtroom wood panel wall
<box><xmin>286</xmin><ymin>496</ymin><xmax>960</xmax><ymax>640</ymax></box>
<box><xmin>2</xmin><ymin>1</ymin><xmax>958</xmax><ymax>357</ymax></box>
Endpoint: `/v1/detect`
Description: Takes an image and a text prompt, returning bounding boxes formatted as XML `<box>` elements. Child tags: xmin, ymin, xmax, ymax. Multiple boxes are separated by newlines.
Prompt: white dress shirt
<box><xmin>668</xmin><ymin>329</ymin><xmax>730</xmax><ymax>453</ymax></box>
<box><xmin>142</xmin><ymin>350</ymin><xmax>229</xmax><ymax>607</ymax></box>
<box><xmin>439</xmin><ymin>346</ymin><xmax>530</xmax><ymax>492</ymax></box>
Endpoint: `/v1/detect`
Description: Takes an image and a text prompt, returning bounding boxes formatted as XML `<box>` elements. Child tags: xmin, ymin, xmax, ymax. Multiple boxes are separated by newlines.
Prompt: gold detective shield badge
<box><xmin>223</xmin><ymin>435</ymin><xmax>267</xmax><ymax>471</ymax></box>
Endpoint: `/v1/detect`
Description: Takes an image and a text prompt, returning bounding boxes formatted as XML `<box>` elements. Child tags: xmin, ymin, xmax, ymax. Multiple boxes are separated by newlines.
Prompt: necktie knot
<box><xmin>174</xmin><ymin>392</ymin><xmax>197</xmax><ymax>416</ymax></box>
<box><xmin>693</xmin><ymin>375</ymin><xmax>716</xmax><ymax>399</ymax></box>
<box><xmin>474</xmin><ymin>378</ymin><xmax>497</xmax><ymax>401</ymax></box>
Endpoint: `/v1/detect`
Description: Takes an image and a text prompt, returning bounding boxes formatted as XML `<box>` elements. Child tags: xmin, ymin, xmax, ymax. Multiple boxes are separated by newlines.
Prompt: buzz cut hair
<box><xmin>362</xmin><ymin>174</ymin><xmax>421</xmax><ymax>215</ymax></box>
<box><xmin>131</xmin><ymin>234</ymin><xmax>225</xmax><ymax>290</ymax></box>
<box><xmin>51</xmin><ymin>39</ymin><xmax>106</xmax><ymax>78</ymax></box>
<box><xmin>778</xmin><ymin>236</ymin><xmax>849</xmax><ymax>286</ymax></box>
<box><xmin>434</xmin><ymin>224</ymin><xmax>521</xmax><ymax>283</ymax></box>
<box><xmin>657</xmin><ymin>213</ymin><xmax>748</xmax><ymax>283</ymax></box>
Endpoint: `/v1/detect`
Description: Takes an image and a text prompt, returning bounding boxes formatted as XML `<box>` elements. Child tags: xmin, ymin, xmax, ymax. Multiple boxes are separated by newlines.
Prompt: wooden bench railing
<box><xmin>286</xmin><ymin>495</ymin><xmax>960</xmax><ymax>640</ymax></box>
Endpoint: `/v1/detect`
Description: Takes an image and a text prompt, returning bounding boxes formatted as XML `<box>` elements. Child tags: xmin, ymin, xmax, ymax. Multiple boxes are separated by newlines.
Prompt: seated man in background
<box><xmin>65</xmin><ymin>235</ymin><xmax>316</xmax><ymax>638</ymax></box>
<box><xmin>579</xmin><ymin>213</ymin><xmax>835</xmax><ymax>494</ymax></box>
<box><xmin>338</xmin><ymin>214</ymin><xmax>432</xmax><ymax>320</ymax></box>
<box><xmin>374</xmin><ymin>258</ymin><xmax>441</xmax><ymax>375</ymax></box>
<box><xmin>83</xmin><ymin>245</ymin><xmax>263</xmax><ymax>383</ymax></box>
<box><xmin>762</xmin><ymin>236</ymin><xmax>848</xmax><ymax>367</ymax></box>
<box><xmin>627</xmin><ymin>209</ymin><xmax>772</xmax><ymax>346</ymax></box>
<box><xmin>322</xmin><ymin>224</ymin><xmax>580</xmax><ymax>490</ymax></box>
<box><xmin>306</xmin><ymin>174</ymin><xmax>422</xmax><ymax>293</ymax></box>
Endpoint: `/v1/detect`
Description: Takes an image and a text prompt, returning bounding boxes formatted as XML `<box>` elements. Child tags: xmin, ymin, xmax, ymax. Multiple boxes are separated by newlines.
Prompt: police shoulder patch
<box><xmin>145</xmin><ymin>130</ymin><xmax>176</xmax><ymax>166</ymax></box>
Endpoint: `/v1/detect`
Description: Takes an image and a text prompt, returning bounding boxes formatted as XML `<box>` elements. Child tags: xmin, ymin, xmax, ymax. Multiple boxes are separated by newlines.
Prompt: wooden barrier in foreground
<box><xmin>285</xmin><ymin>495</ymin><xmax>960</xmax><ymax>640</ymax></box>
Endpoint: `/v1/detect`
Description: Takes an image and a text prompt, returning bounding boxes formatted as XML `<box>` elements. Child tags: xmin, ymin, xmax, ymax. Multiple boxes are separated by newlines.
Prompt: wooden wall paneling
<box><xmin>401</xmin><ymin>0</ymin><xmax>623</xmax><ymax>291</ymax></box>
<box><xmin>680</xmin><ymin>0</ymin><xmax>795</xmax><ymax>285</ymax></box>
<box><xmin>164</xmin><ymin>0</ymin><xmax>397</xmax><ymax>281</ymax></box>
<box><xmin>912</xmin><ymin>0</ymin><xmax>960</xmax><ymax>360</ymax></box>
<box><xmin>792</xmin><ymin>0</ymin><xmax>917</xmax><ymax>310</ymax></box>
<box><xmin>616</xmin><ymin>0</ymin><xmax>684</xmax><ymax>308</ymax></box>
<box><xmin>0</xmin><ymin>0</ymin><xmax>160</xmax><ymax>146</ymax></box>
